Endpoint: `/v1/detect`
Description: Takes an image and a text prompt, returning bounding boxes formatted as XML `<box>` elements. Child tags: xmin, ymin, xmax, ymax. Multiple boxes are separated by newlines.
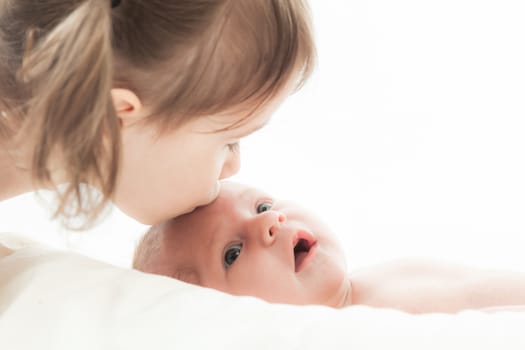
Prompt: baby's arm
<box><xmin>347</xmin><ymin>258</ymin><xmax>525</xmax><ymax>313</ymax></box>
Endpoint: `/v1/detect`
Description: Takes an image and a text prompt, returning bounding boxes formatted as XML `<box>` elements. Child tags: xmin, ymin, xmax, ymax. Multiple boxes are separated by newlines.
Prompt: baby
<box><xmin>134</xmin><ymin>182</ymin><xmax>525</xmax><ymax>313</ymax></box>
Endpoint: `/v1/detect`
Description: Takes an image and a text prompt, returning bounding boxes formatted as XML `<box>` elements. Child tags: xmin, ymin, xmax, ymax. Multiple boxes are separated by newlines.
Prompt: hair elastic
<box><xmin>111</xmin><ymin>0</ymin><xmax>121</xmax><ymax>8</ymax></box>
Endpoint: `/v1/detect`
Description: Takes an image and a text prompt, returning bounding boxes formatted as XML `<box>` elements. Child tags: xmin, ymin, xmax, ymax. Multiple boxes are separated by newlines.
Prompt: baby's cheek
<box><xmin>229</xmin><ymin>264</ymin><xmax>287</xmax><ymax>299</ymax></box>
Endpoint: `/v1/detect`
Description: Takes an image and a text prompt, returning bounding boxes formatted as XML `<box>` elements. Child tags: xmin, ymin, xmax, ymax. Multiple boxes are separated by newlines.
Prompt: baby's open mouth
<box><xmin>293</xmin><ymin>234</ymin><xmax>316</xmax><ymax>273</ymax></box>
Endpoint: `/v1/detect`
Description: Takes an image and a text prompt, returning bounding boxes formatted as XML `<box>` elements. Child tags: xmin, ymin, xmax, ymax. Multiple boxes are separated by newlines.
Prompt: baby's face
<box><xmin>157</xmin><ymin>182</ymin><xmax>349</xmax><ymax>307</ymax></box>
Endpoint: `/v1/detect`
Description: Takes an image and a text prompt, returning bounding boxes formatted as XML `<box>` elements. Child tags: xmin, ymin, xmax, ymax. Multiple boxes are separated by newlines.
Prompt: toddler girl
<box><xmin>0</xmin><ymin>0</ymin><xmax>315</xmax><ymax>228</ymax></box>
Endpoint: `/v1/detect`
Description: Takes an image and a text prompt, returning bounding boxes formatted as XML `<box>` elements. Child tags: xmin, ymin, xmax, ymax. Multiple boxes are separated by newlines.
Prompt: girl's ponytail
<box><xmin>16</xmin><ymin>0</ymin><xmax>120</xmax><ymax>228</ymax></box>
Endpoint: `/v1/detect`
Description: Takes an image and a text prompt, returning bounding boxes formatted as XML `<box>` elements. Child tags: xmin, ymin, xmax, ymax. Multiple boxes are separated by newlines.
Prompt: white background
<box><xmin>1</xmin><ymin>0</ymin><xmax>524</xmax><ymax>272</ymax></box>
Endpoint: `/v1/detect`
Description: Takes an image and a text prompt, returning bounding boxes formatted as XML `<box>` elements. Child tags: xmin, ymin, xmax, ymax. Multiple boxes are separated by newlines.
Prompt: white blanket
<box><xmin>1</xmin><ymin>233</ymin><xmax>524</xmax><ymax>350</ymax></box>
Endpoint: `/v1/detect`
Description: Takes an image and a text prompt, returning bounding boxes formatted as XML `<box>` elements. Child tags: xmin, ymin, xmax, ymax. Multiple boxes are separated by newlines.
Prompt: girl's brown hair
<box><xmin>0</xmin><ymin>0</ymin><xmax>315</xmax><ymax>228</ymax></box>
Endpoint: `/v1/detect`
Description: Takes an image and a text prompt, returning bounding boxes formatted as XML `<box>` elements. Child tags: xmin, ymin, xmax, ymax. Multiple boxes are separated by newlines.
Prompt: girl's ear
<box><xmin>110</xmin><ymin>88</ymin><xmax>145</xmax><ymax>127</ymax></box>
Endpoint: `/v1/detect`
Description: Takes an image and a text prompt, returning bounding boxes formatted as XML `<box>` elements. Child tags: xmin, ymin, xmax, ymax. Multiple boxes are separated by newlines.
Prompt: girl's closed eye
<box><xmin>227</xmin><ymin>142</ymin><xmax>240</xmax><ymax>153</ymax></box>
<box><xmin>223</xmin><ymin>242</ymin><xmax>242</xmax><ymax>269</ymax></box>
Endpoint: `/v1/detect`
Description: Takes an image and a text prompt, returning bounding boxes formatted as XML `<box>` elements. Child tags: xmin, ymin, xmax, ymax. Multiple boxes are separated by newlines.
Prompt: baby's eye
<box><xmin>223</xmin><ymin>243</ymin><xmax>242</xmax><ymax>269</ymax></box>
<box><xmin>256</xmin><ymin>202</ymin><xmax>272</xmax><ymax>214</ymax></box>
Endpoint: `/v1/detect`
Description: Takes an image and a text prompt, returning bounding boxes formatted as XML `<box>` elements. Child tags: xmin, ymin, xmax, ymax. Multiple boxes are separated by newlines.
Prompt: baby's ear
<box><xmin>110</xmin><ymin>88</ymin><xmax>145</xmax><ymax>127</ymax></box>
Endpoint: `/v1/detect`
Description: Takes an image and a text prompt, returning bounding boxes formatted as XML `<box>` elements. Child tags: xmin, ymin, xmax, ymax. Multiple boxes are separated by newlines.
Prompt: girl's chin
<box><xmin>207</xmin><ymin>181</ymin><xmax>221</xmax><ymax>202</ymax></box>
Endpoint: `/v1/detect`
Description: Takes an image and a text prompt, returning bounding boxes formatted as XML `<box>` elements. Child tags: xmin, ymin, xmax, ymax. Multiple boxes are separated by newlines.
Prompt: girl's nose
<box><xmin>252</xmin><ymin>211</ymin><xmax>287</xmax><ymax>246</ymax></box>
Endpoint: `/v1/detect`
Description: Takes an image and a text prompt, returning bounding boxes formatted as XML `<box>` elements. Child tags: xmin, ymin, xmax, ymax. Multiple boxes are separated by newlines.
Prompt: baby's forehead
<box><xmin>218</xmin><ymin>182</ymin><xmax>269</xmax><ymax>202</ymax></box>
<box><xmin>219</xmin><ymin>182</ymin><xmax>253</xmax><ymax>196</ymax></box>
<box><xmin>167</xmin><ymin>183</ymin><xmax>270</xmax><ymax>234</ymax></box>
<box><xmin>173</xmin><ymin>184</ymin><xmax>255</xmax><ymax>230</ymax></box>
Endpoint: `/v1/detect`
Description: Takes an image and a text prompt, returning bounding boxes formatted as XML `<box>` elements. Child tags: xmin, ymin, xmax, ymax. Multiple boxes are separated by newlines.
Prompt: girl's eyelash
<box><xmin>227</xmin><ymin>142</ymin><xmax>239</xmax><ymax>152</ymax></box>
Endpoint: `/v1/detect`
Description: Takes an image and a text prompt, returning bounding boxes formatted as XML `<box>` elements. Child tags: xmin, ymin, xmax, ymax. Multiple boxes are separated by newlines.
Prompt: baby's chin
<box><xmin>311</xmin><ymin>261</ymin><xmax>350</xmax><ymax>308</ymax></box>
<box><xmin>316</xmin><ymin>276</ymin><xmax>352</xmax><ymax>308</ymax></box>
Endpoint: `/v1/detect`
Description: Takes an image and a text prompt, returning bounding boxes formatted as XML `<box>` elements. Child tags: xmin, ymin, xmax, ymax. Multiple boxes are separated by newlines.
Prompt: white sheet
<box><xmin>1</xmin><ymin>233</ymin><xmax>524</xmax><ymax>350</ymax></box>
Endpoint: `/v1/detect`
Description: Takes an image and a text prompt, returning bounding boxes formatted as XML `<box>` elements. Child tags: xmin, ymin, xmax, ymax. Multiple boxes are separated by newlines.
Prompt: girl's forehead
<box><xmin>208</xmin><ymin>110</ymin><xmax>270</xmax><ymax>135</ymax></box>
<box><xmin>202</xmin><ymin>84</ymin><xmax>287</xmax><ymax>134</ymax></box>
<box><xmin>185</xmin><ymin>112</ymin><xmax>268</xmax><ymax>138</ymax></box>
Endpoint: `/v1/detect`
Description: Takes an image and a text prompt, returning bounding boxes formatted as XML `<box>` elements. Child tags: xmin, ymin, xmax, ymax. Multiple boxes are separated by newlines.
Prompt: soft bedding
<box><xmin>1</xmin><ymin>233</ymin><xmax>524</xmax><ymax>350</ymax></box>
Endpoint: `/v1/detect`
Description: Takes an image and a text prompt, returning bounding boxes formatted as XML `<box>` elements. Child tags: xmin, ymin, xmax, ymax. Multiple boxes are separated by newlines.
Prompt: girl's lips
<box><xmin>292</xmin><ymin>231</ymin><xmax>317</xmax><ymax>273</ymax></box>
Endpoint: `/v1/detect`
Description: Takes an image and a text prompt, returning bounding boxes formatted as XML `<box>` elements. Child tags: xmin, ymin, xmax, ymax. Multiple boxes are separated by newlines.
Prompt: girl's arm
<box><xmin>347</xmin><ymin>258</ymin><xmax>525</xmax><ymax>313</ymax></box>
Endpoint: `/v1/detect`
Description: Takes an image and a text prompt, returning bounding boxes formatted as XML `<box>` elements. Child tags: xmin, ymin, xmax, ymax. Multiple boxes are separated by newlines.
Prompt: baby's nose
<box><xmin>258</xmin><ymin>211</ymin><xmax>286</xmax><ymax>246</ymax></box>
